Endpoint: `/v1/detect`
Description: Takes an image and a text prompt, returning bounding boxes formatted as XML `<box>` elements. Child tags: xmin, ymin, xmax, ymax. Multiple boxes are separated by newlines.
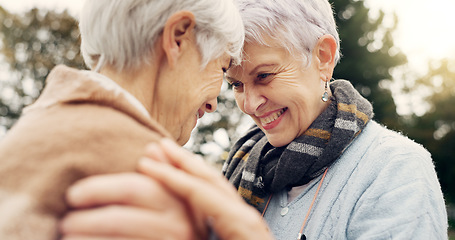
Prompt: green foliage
<box><xmin>401</xmin><ymin>59</ymin><xmax>455</xmax><ymax>203</ymax></box>
<box><xmin>0</xmin><ymin>6</ymin><xmax>85</xmax><ymax>130</ymax></box>
<box><xmin>331</xmin><ymin>0</ymin><xmax>407</xmax><ymax>130</ymax></box>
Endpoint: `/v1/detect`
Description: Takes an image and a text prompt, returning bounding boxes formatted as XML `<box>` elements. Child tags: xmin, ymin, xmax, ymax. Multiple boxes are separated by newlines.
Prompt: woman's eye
<box><xmin>257</xmin><ymin>73</ymin><xmax>271</xmax><ymax>80</ymax></box>
<box><xmin>232</xmin><ymin>81</ymin><xmax>243</xmax><ymax>88</ymax></box>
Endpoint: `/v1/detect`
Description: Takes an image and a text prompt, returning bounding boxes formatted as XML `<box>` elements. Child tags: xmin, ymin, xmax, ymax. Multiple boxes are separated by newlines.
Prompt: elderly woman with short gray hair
<box><xmin>61</xmin><ymin>0</ymin><xmax>448</xmax><ymax>239</ymax></box>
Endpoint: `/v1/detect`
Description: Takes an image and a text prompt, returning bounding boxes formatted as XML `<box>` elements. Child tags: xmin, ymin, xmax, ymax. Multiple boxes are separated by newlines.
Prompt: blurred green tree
<box><xmin>331</xmin><ymin>0</ymin><xmax>407</xmax><ymax>129</ymax></box>
<box><xmin>400</xmin><ymin>59</ymin><xmax>455</xmax><ymax>203</ymax></box>
<box><xmin>0</xmin><ymin>6</ymin><xmax>85</xmax><ymax>131</ymax></box>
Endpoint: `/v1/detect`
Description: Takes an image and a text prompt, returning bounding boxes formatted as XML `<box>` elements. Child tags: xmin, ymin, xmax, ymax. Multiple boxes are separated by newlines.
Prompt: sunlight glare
<box><xmin>397</xmin><ymin>1</ymin><xmax>455</xmax><ymax>60</ymax></box>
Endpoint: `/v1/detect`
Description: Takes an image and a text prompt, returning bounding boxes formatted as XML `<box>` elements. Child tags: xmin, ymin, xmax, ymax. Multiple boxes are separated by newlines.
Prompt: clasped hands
<box><xmin>60</xmin><ymin>139</ymin><xmax>272</xmax><ymax>240</ymax></box>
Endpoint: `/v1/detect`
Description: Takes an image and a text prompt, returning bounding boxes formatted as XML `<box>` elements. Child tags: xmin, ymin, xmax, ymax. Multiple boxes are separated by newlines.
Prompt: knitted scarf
<box><xmin>222</xmin><ymin>80</ymin><xmax>374</xmax><ymax>212</ymax></box>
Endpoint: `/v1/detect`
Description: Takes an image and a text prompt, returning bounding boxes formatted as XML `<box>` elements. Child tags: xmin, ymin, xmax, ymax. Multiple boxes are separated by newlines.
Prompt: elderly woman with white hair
<box><xmin>62</xmin><ymin>0</ymin><xmax>448</xmax><ymax>239</ymax></box>
<box><xmin>0</xmin><ymin>0</ymin><xmax>254</xmax><ymax>239</ymax></box>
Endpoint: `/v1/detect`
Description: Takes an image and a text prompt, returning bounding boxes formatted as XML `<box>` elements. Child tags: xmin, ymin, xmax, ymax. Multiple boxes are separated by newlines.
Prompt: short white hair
<box><xmin>236</xmin><ymin>0</ymin><xmax>341</xmax><ymax>66</ymax></box>
<box><xmin>79</xmin><ymin>0</ymin><xmax>244</xmax><ymax>71</ymax></box>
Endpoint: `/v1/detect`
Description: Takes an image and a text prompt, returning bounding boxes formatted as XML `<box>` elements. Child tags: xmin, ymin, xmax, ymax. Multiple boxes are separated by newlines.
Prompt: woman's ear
<box><xmin>315</xmin><ymin>34</ymin><xmax>337</xmax><ymax>79</ymax></box>
<box><xmin>161</xmin><ymin>11</ymin><xmax>196</xmax><ymax>68</ymax></box>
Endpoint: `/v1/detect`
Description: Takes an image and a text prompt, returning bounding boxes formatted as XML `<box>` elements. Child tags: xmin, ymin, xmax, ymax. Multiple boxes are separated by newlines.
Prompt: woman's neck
<box><xmin>99</xmin><ymin>64</ymin><xmax>158</xmax><ymax>115</ymax></box>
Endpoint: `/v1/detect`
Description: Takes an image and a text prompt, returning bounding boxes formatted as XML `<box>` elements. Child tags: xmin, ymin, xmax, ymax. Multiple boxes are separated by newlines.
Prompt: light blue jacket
<box><xmin>263</xmin><ymin>121</ymin><xmax>448</xmax><ymax>239</ymax></box>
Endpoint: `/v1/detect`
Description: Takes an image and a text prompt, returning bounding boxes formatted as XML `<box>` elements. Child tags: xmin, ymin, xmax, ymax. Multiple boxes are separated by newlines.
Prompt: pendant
<box><xmin>298</xmin><ymin>233</ymin><xmax>306</xmax><ymax>240</ymax></box>
<box><xmin>321</xmin><ymin>91</ymin><xmax>329</xmax><ymax>102</ymax></box>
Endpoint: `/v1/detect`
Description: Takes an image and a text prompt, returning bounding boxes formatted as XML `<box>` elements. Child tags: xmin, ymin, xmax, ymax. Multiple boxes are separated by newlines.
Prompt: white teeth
<box><xmin>260</xmin><ymin>108</ymin><xmax>286</xmax><ymax>125</ymax></box>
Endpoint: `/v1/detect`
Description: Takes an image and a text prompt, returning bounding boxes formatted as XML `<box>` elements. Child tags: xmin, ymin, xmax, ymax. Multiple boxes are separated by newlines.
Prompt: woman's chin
<box><xmin>266</xmin><ymin>135</ymin><xmax>292</xmax><ymax>147</ymax></box>
<box><xmin>176</xmin><ymin>135</ymin><xmax>190</xmax><ymax>146</ymax></box>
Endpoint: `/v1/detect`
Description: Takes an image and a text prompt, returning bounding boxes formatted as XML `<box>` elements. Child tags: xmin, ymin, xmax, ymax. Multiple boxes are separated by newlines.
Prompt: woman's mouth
<box><xmin>193</xmin><ymin>109</ymin><xmax>205</xmax><ymax>128</ymax></box>
<box><xmin>197</xmin><ymin>109</ymin><xmax>205</xmax><ymax>119</ymax></box>
<box><xmin>259</xmin><ymin>107</ymin><xmax>287</xmax><ymax>129</ymax></box>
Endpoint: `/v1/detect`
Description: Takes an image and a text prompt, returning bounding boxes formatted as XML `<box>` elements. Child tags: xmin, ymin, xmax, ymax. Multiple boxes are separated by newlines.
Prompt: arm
<box><xmin>60</xmin><ymin>139</ymin><xmax>273</xmax><ymax>240</ymax></box>
<box><xmin>138</xmin><ymin>139</ymin><xmax>274</xmax><ymax>240</ymax></box>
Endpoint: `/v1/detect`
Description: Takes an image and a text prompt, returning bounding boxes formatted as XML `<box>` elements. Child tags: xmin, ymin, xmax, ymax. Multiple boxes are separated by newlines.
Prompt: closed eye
<box><xmin>257</xmin><ymin>73</ymin><xmax>271</xmax><ymax>79</ymax></box>
<box><xmin>256</xmin><ymin>73</ymin><xmax>276</xmax><ymax>82</ymax></box>
<box><xmin>231</xmin><ymin>81</ymin><xmax>243</xmax><ymax>88</ymax></box>
<box><xmin>225</xmin><ymin>76</ymin><xmax>243</xmax><ymax>90</ymax></box>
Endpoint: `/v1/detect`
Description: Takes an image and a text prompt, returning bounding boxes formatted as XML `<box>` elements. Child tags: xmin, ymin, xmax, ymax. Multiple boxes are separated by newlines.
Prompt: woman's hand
<box><xmin>138</xmin><ymin>139</ymin><xmax>274</xmax><ymax>240</ymax></box>
<box><xmin>60</xmin><ymin>172</ymin><xmax>206</xmax><ymax>240</ymax></box>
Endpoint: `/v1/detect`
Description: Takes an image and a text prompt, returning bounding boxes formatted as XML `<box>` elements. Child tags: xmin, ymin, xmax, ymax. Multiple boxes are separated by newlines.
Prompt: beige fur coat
<box><xmin>0</xmin><ymin>65</ymin><xmax>172</xmax><ymax>239</ymax></box>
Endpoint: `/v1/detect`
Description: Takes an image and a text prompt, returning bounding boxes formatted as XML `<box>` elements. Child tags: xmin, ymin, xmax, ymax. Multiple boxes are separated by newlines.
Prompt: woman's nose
<box><xmin>204</xmin><ymin>98</ymin><xmax>218</xmax><ymax>113</ymax></box>
<box><xmin>243</xmin><ymin>87</ymin><xmax>266</xmax><ymax>115</ymax></box>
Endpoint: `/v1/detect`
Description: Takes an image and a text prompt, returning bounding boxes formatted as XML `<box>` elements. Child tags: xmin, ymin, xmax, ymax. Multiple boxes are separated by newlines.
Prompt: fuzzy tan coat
<box><xmin>0</xmin><ymin>65</ymin><xmax>172</xmax><ymax>239</ymax></box>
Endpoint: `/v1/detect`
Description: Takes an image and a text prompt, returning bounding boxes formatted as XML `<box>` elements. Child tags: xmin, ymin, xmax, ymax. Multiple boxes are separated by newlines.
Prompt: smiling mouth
<box><xmin>259</xmin><ymin>108</ymin><xmax>287</xmax><ymax>125</ymax></box>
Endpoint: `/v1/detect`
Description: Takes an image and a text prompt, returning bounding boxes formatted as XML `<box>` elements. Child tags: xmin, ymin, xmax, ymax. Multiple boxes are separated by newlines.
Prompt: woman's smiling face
<box><xmin>226</xmin><ymin>41</ymin><xmax>329</xmax><ymax>147</ymax></box>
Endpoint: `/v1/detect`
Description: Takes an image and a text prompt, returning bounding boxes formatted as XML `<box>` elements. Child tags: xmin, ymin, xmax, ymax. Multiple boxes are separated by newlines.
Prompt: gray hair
<box><xmin>79</xmin><ymin>0</ymin><xmax>244</xmax><ymax>71</ymax></box>
<box><xmin>236</xmin><ymin>0</ymin><xmax>341</xmax><ymax>66</ymax></box>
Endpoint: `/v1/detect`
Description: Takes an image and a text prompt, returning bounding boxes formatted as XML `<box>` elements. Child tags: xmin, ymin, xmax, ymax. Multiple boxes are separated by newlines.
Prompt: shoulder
<box><xmin>1</xmin><ymin>101</ymin><xmax>162</xmax><ymax>159</ymax></box>
<box><xmin>358</xmin><ymin>120</ymin><xmax>429</xmax><ymax>155</ymax></box>
<box><xmin>346</xmin><ymin>121</ymin><xmax>432</xmax><ymax>169</ymax></box>
<box><xmin>342</xmin><ymin>120</ymin><xmax>438</xmax><ymax>188</ymax></box>
<box><xmin>330</xmin><ymin>121</ymin><xmax>438</xmax><ymax>197</ymax></box>
<box><xmin>335</xmin><ymin>120</ymin><xmax>444</xmax><ymax>212</ymax></box>
<box><xmin>337</xmin><ymin>121</ymin><xmax>448</xmax><ymax>238</ymax></box>
<box><xmin>353</xmin><ymin>121</ymin><xmax>444</xmax><ymax>204</ymax></box>
<box><xmin>50</xmin><ymin>103</ymin><xmax>162</xmax><ymax>145</ymax></box>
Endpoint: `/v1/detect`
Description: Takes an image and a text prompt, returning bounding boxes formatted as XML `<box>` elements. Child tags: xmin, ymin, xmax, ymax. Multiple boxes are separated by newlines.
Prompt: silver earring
<box><xmin>321</xmin><ymin>79</ymin><xmax>329</xmax><ymax>102</ymax></box>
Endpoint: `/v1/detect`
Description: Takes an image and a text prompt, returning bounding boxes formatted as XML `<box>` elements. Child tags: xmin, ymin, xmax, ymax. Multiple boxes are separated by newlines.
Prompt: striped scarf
<box><xmin>222</xmin><ymin>80</ymin><xmax>373</xmax><ymax>211</ymax></box>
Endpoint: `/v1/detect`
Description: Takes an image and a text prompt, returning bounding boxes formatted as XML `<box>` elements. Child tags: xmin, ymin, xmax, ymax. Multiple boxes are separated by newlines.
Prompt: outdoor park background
<box><xmin>0</xmin><ymin>0</ymin><xmax>454</xmax><ymax>235</ymax></box>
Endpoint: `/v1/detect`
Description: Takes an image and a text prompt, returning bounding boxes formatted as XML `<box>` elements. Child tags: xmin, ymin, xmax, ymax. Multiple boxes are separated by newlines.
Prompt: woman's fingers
<box><xmin>140</xmin><ymin>139</ymin><xmax>274</xmax><ymax>239</ymax></box>
<box><xmin>137</xmin><ymin>158</ymin><xmax>273</xmax><ymax>240</ymax></box>
<box><xmin>66</xmin><ymin>173</ymin><xmax>176</xmax><ymax>210</ymax></box>
<box><xmin>62</xmin><ymin>173</ymin><xmax>206</xmax><ymax>240</ymax></box>
<box><xmin>143</xmin><ymin>143</ymin><xmax>169</xmax><ymax>163</ymax></box>
<box><xmin>141</xmin><ymin>139</ymin><xmax>273</xmax><ymax>239</ymax></box>
<box><xmin>137</xmin><ymin>158</ymin><xmax>233</xmax><ymax>211</ymax></box>
<box><xmin>144</xmin><ymin>139</ymin><xmax>237</xmax><ymax>196</ymax></box>
<box><xmin>146</xmin><ymin>140</ymin><xmax>209</xmax><ymax>176</ymax></box>
<box><xmin>61</xmin><ymin>205</ymin><xmax>192</xmax><ymax>240</ymax></box>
